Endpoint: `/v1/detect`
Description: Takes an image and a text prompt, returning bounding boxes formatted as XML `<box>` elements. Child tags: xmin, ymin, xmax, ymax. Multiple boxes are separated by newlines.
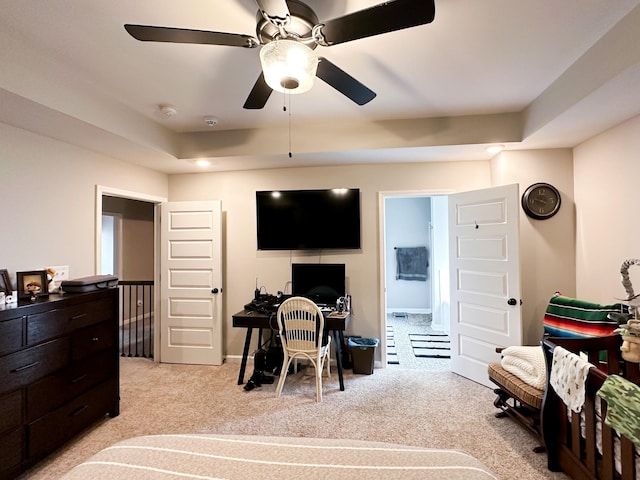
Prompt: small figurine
<box><xmin>46</xmin><ymin>268</ymin><xmax>58</xmax><ymax>293</ymax></box>
<box><xmin>616</xmin><ymin>320</ymin><xmax>640</xmax><ymax>363</ymax></box>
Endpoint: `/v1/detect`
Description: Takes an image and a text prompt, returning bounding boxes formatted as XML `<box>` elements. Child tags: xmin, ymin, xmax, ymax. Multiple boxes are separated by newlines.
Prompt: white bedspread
<box><xmin>500</xmin><ymin>345</ymin><xmax>546</xmax><ymax>390</ymax></box>
<box><xmin>59</xmin><ymin>434</ymin><xmax>499</xmax><ymax>480</ymax></box>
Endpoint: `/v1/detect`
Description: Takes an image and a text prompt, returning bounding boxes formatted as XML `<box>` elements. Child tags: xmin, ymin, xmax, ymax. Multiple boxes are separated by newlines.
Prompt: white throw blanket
<box><xmin>549</xmin><ymin>346</ymin><xmax>593</xmax><ymax>413</ymax></box>
<box><xmin>500</xmin><ymin>346</ymin><xmax>547</xmax><ymax>390</ymax></box>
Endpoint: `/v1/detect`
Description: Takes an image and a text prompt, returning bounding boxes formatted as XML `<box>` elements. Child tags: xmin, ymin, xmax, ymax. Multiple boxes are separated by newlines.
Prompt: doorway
<box><xmin>380</xmin><ymin>192</ymin><xmax>451</xmax><ymax>371</ymax></box>
<box><xmin>95</xmin><ymin>186</ymin><xmax>167</xmax><ymax>360</ymax></box>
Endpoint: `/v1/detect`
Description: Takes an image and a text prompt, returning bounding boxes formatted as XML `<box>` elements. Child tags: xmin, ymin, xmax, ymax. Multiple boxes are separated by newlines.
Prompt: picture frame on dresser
<box><xmin>16</xmin><ymin>270</ymin><xmax>48</xmax><ymax>299</ymax></box>
<box><xmin>0</xmin><ymin>269</ymin><xmax>10</xmax><ymax>293</ymax></box>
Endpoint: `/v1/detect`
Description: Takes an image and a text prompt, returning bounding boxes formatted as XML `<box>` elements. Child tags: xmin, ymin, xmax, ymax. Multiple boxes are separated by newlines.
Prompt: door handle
<box><xmin>211</xmin><ymin>288</ymin><xmax>220</xmax><ymax>294</ymax></box>
<box><xmin>507</xmin><ymin>298</ymin><xmax>518</xmax><ymax>306</ymax></box>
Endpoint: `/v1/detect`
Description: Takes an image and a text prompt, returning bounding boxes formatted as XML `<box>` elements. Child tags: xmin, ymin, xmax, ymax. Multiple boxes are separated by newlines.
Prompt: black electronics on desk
<box><xmin>245</xmin><ymin>263</ymin><xmax>346</xmax><ymax>314</ymax></box>
<box><xmin>292</xmin><ymin>263</ymin><xmax>345</xmax><ymax>307</ymax></box>
<box><xmin>244</xmin><ymin>294</ymin><xmax>286</xmax><ymax>315</ymax></box>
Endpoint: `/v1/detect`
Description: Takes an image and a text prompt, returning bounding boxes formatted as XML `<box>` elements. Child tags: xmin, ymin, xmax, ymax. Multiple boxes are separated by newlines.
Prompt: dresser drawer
<box><xmin>72</xmin><ymin>321</ymin><xmax>115</xmax><ymax>361</ymax></box>
<box><xmin>0</xmin><ymin>390</ymin><xmax>23</xmax><ymax>433</ymax></box>
<box><xmin>0</xmin><ymin>427</ymin><xmax>22</xmax><ymax>478</ymax></box>
<box><xmin>26</xmin><ymin>349</ymin><xmax>114</xmax><ymax>422</ymax></box>
<box><xmin>27</xmin><ymin>296</ymin><xmax>115</xmax><ymax>345</ymax></box>
<box><xmin>0</xmin><ymin>338</ymin><xmax>69</xmax><ymax>395</ymax></box>
<box><xmin>0</xmin><ymin>316</ymin><xmax>24</xmax><ymax>356</ymax></box>
<box><xmin>27</xmin><ymin>378</ymin><xmax>117</xmax><ymax>460</ymax></box>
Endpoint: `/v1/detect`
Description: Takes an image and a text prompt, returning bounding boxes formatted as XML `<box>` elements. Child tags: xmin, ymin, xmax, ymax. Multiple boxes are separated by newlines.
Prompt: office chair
<box><xmin>275</xmin><ymin>296</ymin><xmax>331</xmax><ymax>402</ymax></box>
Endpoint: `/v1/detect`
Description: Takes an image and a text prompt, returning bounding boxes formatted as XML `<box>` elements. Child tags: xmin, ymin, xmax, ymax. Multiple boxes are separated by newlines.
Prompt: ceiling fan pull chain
<box><xmin>288</xmin><ymin>92</ymin><xmax>292</xmax><ymax>158</ymax></box>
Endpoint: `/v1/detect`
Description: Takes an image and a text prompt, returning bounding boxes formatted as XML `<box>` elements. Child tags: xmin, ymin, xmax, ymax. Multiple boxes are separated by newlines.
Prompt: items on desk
<box><xmin>244</xmin><ymin>293</ymin><xmax>282</xmax><ymax>315</ymax></box>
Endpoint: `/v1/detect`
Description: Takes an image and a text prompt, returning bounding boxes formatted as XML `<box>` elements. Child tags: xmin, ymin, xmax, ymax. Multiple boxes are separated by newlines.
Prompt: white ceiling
<box><xmin>1</xmin><ymin>0</ymin><xmax>640</xmax><ymax>173</ymax></box>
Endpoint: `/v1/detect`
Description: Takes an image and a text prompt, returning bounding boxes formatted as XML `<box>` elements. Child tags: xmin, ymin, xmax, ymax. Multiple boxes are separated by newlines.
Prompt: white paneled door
<box><xmin>448</xmin><ymin>184</ymin><xmax>522</xmax><ymax>387</ymax></box>
<box><xmin>160</xmin><ymin>201</ymin><xmax>223</xmax><ymax>365</ymax></box>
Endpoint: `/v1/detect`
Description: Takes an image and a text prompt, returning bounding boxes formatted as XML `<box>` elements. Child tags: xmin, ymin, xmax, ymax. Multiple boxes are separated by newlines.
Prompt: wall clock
<box><xmin>521</xmin><ymin>182</ymin><xmax>561</xmax><ymax>220</ymax></box>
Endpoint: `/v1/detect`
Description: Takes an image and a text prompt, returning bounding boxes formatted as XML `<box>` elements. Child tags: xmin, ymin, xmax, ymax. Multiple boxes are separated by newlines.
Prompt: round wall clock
<box><xmin>521</xmin><ymin>182</ymin><xmax>561</xmax><ymax>220</ymax></box>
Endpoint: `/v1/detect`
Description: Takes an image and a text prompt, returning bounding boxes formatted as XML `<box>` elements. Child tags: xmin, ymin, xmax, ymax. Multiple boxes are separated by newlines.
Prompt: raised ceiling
<box><xmin>1</xmin><ymin>0</ymin><xmax>640</xmax><ymax>173</ymax></box>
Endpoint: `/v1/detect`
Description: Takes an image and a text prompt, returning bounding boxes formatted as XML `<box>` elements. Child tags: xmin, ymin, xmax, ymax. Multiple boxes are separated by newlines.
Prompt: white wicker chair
<box><xmin>275</xmin><ymin>296</ymin><xmax>331</xmax><ymax>402</ymax></box>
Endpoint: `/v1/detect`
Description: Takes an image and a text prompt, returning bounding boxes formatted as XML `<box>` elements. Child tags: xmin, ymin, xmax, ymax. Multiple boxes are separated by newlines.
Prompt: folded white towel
<box><xmin>500</xmin><ymin>346</ymin><xmax>547</xmax><ymax>390</ymax></box>
<box><xmin>549</xmin><ymin>346</ymin><xmax>593</xmax><ymax>413</ymax></box>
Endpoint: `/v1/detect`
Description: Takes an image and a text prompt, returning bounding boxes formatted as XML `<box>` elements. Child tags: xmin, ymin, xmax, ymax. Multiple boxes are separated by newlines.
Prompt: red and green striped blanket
<box><xmin>543</xmin><ymin>294</ymin><xmax>628</xmax><ymax>338</ymax></box>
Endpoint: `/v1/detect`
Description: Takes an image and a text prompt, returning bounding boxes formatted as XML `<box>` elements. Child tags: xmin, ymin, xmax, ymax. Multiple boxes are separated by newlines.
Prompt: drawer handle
<box><xmin>71</xmin><ymin>373</ymin><xmax>88</xmax><ymax>384</ymax></box>
<box><xmin>91</xmin><ymin>337</ymin><xmax>100</xmax><ymax>343</ymax></box>
<box><xmin>11</xmin><ymin>361</ymin><xmax>40</xmax><ymax>373</ymax></box>
<box><xmin>70</xmin><ymin>313</ymin><xmax>88</xmax><ymax>321</ymax></box>
<box><xmin>70</xmin><ymin>405</ymin><xmax>89</xmax><ymax>417</ymax></box>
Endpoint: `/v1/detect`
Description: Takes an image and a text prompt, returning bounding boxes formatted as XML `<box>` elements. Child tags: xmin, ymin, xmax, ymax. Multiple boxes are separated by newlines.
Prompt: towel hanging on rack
<box><xmin>395</xmin><ymin>246</ymin><xmax>428</xmax><ymax>281</ymax></box>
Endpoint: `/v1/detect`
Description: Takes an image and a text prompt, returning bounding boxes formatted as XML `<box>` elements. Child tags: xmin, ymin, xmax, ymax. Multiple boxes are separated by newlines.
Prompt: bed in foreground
<box><xmin>59</xmin><ymin>434</ymin><xmax>499</xmax><ymax>480</ymax></box>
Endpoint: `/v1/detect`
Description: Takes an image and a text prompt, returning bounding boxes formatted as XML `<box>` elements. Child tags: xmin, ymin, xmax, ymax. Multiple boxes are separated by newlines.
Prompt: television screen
<box><xmin>256</xmin><ymin>188</ymin><xmax>361</xmax><ymax>250</ymax></box>
<box><xmin>291</xmin><ymin>263</ymin><xmax>346</xmax><ymax>306</ymax></box>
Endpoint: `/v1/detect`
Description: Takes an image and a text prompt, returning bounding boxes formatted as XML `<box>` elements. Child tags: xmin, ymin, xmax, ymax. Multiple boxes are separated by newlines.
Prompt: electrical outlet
<box><xmin>48</xmin><ymin>266</ymin><xmax>69</xmax><ymax>282</ymax></box>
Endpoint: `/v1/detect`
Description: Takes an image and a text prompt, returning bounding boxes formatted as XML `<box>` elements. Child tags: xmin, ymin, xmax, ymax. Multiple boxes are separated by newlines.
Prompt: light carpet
<box><xmin>18</xmin><ymin>358</ymin><xmax>568</xmax><ymax>480</ymax></box>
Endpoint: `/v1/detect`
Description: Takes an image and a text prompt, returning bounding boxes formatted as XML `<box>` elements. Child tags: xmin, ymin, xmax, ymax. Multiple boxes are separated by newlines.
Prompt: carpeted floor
<box><xmin>18</xmin><ymin>357</ymin><xmax>568</xmax><ymax>480</ymax></box>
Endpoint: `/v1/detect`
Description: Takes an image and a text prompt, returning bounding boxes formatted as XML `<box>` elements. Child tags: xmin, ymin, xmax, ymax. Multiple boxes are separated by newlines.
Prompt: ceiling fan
<box><xmin>125</xmin><ymin>0</ymin><xmax>436</xmax><ymax>109</ymax></box>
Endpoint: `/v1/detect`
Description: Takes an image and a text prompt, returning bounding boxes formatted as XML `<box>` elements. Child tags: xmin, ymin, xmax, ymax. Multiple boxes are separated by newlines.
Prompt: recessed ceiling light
<box><xmin>486</xmin><ymin>145</ymin><xmax>504</xmax><ymax>155</ymax></box>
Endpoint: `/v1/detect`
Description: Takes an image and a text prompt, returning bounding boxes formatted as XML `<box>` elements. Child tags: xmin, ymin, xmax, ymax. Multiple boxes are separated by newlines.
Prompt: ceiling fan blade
<box><xmin>124</xmin><ymin>24</ymin><xmax>258</xmax><ymax>48</ymax></box>
<box><xmin>318</xmin><ymin>0</ymin><xmax>435</xmax><ymax>46</ymax></box>
<box><xmin>316</xmin><ymin>58</ymin><xmax>376</xmax><ymax>106</ymax></box>
<box><xmin>255</xmin><ymin>0</ymin><xmax>291</xmax><ymax>23</ymax></box>
<box><xmin>243</xmin><ymin>72</ymin><xmax>273</xmax><ymax>109</ymax></box>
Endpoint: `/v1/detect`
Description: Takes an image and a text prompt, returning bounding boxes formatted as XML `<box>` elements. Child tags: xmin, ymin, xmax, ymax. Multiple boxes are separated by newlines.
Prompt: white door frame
<box><xmin>94</xmin><ymin>185</ymin><xmax>168</xmax><ymax>362</ymax></box>
<box><xmin>377</xmin><ymin>189</ymin><xmax>453</xmax><ymax>368</ymax></box>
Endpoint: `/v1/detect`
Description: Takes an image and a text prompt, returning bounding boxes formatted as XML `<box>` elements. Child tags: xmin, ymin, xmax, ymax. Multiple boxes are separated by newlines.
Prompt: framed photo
<box><xmin>0</xmin><ymin>269</ymin><xmax>11</xmax><ymax>294</ymax></box>
<box><xmin>17</xmin><ymin>270</ymin><xmax>49</xmax><ymax>299</ymax></box>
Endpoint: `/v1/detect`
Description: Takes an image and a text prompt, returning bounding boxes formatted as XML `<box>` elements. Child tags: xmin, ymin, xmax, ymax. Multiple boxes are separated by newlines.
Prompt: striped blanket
<box><xmin>543</xmin><ymin>295</ymin><xmax>626</xmax><ymax>338</ymax></box>
<box><xmin>59</xmin><ymin>434</ymin><xmax>499</xmax><ymax>480</ymax></box>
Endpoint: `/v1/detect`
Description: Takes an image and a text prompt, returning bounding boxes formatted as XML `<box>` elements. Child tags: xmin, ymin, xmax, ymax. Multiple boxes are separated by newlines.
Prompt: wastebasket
<box><xmin>348</xmin><ymin>337</ymin><xmax>379</xmax><ymax>375</ymax></box>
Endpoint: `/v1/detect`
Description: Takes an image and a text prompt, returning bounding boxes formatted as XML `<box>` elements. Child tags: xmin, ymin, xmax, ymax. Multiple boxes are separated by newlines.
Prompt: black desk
<box><xmin>232</xmin><ymin>309</ymin><xmax>350</xmax><ymax>391</ymax></box>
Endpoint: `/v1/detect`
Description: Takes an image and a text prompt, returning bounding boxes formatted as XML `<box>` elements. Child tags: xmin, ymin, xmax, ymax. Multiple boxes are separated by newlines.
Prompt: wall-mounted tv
<box><xmin>256</xmin><ymin>188</ymin><xmax>361</xmax><ymax>250</ymax></box>
<box><xmin>292</xmin><ymin>263</ymin><xmax>346</xmax><ymax>305</ymax></box>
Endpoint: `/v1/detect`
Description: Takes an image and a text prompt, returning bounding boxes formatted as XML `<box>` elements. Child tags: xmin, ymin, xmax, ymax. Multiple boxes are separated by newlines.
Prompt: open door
<box><xmin>160</xmin><ymin>201</ymin><xmax>223</xmax><ymax>365</ymax></box>
<box><xmin>448</xmin><ymin>184</ymin><xmax>522</xmax><ymax>387</ymax></box>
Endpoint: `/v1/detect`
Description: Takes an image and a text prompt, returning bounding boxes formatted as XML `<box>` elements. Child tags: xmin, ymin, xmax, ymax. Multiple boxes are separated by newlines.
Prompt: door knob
<box><xmin>507</xmin><ymin>298</ymin><xmax>517</xmax><ymax>306</ymax></box>
<box><xmin>211</xmin><ymin>288</ymin><xmax>220</xmax><ymax>294</ymax></box>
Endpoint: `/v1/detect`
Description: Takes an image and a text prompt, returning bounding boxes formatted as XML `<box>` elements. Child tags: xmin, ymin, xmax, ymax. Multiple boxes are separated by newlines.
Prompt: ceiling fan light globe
<box><xmin>259</xmin><ymin>40</ymin><xmax>318</xmax><ymax>94</ymax></box>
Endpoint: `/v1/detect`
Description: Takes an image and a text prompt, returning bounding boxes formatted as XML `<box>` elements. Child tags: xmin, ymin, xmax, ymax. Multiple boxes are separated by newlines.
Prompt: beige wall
<box><xmin>103</xmin><ymin>197</ymin><xmax>155</xmax><ymax>281</ymax></box>
<box><xmin>491</xmin><ymin>149</ymin><xmax>575</xmax><ymax>344</ymax></box>
<box><xmin>574</xmin><ymin>114</ymin><xmax>640</xmax><ymax>303</ymax></box>
<box><xmin>0</xmin><ymin>122</ymin><xmax>168</xmax><ymax>288</ymax></box>
<box><xmin>6</xmin><ymin>109</ymin><xmax>638</xmax><ymax>362</ymax></box>
<box><xmin>169</xmin><ymin>162</ymin><xmax>491</xmax><ymax>358</ymax></box>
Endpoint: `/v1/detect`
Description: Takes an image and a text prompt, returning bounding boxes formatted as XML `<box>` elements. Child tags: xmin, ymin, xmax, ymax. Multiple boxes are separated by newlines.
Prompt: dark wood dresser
<box><xmin>0</xmin><ymin>288</ymin><xmax>119</xmax><ymax>479</ymax></box>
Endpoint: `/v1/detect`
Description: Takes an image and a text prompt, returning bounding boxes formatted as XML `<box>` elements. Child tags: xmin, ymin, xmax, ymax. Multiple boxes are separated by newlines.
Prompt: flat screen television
<box><xmin>291</xmin><ymin>263</ymin><xmax>346</xmax><ymax>306</ymax></box>
<box><xmin>256</xmin><ymin>188</ymin><xmax>361</xmax><ymax>250</ymax></box>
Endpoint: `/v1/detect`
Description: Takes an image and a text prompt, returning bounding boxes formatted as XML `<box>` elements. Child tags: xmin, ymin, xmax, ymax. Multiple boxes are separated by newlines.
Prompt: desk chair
<box><xmin>275</xmin><ymin>297</ymin><xmax>331</xmax><ymax>402</ymax></box>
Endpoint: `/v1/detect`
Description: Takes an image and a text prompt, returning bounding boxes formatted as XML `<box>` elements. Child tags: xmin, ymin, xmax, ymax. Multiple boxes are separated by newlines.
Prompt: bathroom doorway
<box><xmin>380</xmin><ymin>193</ymin><xmax>450</xmax><ymax>371</ymax></box>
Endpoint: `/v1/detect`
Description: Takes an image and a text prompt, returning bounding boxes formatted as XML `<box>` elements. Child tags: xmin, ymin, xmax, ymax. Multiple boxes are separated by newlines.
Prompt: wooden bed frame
<box><xmin>541</xmin><ymin>335</ymin><xmax>640</xmax><ymax>480</ymax></box>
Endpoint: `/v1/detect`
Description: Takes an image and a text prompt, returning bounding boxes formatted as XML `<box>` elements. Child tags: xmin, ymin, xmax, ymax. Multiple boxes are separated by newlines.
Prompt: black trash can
<box><xmin>348</xmin><ymin>337</ymin><xmax>379</xmax><ymax>375</ymax></box>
